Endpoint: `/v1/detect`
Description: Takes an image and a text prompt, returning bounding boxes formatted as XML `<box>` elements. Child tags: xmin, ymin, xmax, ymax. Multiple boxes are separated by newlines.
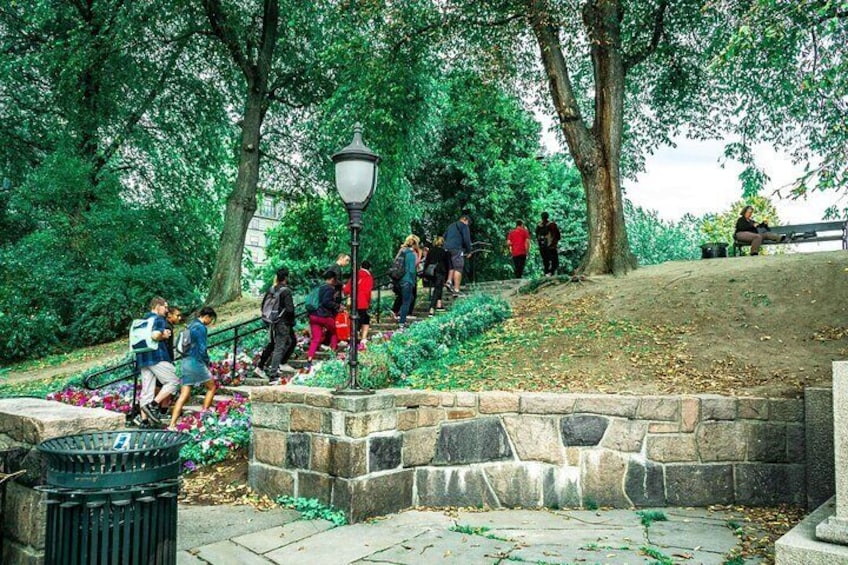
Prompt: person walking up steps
<box><xmin>444</xmin><ymin>214</ymin><xmax>472</xmax><ymax>294</ymax></box>
<box><xmin>536</xmin><ymin>212</ymin><xmax>561</xmax><ymax>276</ymax></box>
<box><xmin>506</xmin><ymin>220</ymin><xmax>531</xmax><ymax>278</ymax></box>
<box><xmin>424</xmin><ymin>236</ymin><xmax>451</xmax><ymax>316</ymax></box>
<box><xmin>306</xmin><ymin>272</ymin><xmax>340</xmax><ymax>366</ymax></box>
<box><xmin>135</xmin><ymin>297</ymin><xmax>180</xmax><ymax>427</ymax></box>
<box><xmin>397</xmin><ymin>235</ymin><xmax>419</xmax><ymax>329</ymax></box>
<box><xmin>343</xmin><ymin>259</ymin><xmax>374</xmax><ymax>344</ymax></box>
<box><xmin>168</xmin><ymin>307</ymin><xmax>217</xmax><ymax>430</ymax></box>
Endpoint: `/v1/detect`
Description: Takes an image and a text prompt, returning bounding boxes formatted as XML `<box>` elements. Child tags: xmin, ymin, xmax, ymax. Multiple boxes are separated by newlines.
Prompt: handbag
<box><xmin>335</xmin><ymin>311</ymin><xmax>351</xmax><ymax>341</ymax></box>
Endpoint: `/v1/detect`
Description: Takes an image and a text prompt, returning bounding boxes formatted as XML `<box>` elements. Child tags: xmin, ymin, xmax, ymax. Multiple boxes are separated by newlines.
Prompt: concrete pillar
<box><xmin>817</xmin><ymin>361</ymin><xmax>848</xmax><ymax>544</ymax></box>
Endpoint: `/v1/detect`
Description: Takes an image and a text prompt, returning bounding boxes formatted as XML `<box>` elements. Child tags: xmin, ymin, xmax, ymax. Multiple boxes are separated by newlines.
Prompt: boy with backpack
<box><xmin>254</xmin><ymin>268</ymin><xmax>296</xmax><ymax>380</ymax></box>
<box><xmin>132</xmin><ymin>297</ymin><xmax>180</xmax><ymax>427</ymax></box>
<box><xmin>536</xmin><ymin>212</ymin><xmax>561</xmax><ymax>276</ymax></box>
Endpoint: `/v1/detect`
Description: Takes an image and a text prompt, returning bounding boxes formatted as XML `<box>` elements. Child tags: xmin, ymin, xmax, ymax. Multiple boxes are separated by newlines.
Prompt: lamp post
<box><xmin>331</xmin><ymin>123</ymin><xmax>380</xmax><ymax>395</ymax></box>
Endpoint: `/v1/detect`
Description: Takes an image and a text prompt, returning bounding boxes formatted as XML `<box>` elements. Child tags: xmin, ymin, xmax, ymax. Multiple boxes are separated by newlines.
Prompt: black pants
<box><xmin>512</xmin><ymin>255</ymin><xmax>527</xmax><ymax>278</ymax></box>
<box><xmin>428</xmin><ymin>273</ymin><xmax>446</xmax><ymax>311</ymax></box>
<box><xmin>541</xmin><ymin>247</ymin><xmax>558</xmax><ymax>275</ymax></box>
<box><xmin>258</xmin><ymin>323</ymin><xmax>295</xmax><ymax>374</ymax></box>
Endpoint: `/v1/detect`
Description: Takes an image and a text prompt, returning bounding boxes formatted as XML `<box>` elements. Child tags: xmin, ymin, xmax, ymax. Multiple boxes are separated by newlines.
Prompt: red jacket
<box><xmin>342</xmin><ymin>268</ymin><xmax>373</xmax><ymax>310</ymax></box>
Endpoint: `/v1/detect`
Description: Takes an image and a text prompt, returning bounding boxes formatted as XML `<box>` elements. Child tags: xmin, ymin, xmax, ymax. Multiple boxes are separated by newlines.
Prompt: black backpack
<box><xmin>389</xmin><ymin>250</ymin><xmax>406</xmax><ymax>280</ymax></box>
<box><xmin>536</xmin><ymin>223</ymin><xmax>551</xmax><ymax>249</ymax></box>
<box><xmin>261</xmin><ymin>286</ymin><xmax>286</xmax><ymax>323</ymax></box>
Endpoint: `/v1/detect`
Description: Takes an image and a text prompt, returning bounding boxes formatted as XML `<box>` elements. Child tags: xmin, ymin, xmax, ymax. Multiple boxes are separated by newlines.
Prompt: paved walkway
<box><xmin>176</xmin><ymin>504</ymin><xmax>754</xmax><ymax>564</ymax></box>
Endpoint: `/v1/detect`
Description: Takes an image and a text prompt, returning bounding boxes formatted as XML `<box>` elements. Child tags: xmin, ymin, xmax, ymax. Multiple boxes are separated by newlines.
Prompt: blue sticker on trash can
<box><xmin>112</xmin><ymin>432</ymin><xmax>131</xmax><ymax>451</ymax></box>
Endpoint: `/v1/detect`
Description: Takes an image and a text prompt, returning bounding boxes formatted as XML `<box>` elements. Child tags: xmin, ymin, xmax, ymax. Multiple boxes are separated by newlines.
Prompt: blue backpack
<box><xmin>305</xmin><ymin>286</ymin><xmax>321</xmax><ymax>313</ymax></box>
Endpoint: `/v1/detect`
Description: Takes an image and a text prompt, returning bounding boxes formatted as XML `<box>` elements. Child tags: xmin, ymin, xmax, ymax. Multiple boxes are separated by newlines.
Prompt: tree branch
<box><xmin>623</xmin><ymin>0</ymin><xmax>668</xmax><ymax>73</ymax></box>
<box><xmin>201</xmin><ymin>0</ymin><xmax>252</xmax><ymax>77</ymax></box>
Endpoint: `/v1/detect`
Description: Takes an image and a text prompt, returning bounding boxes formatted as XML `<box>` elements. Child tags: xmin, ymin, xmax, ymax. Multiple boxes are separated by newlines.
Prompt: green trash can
<box><xmin>37</xmin><ymin>430</ymin><xmax>190</xmax><ymax>565</ymax></box>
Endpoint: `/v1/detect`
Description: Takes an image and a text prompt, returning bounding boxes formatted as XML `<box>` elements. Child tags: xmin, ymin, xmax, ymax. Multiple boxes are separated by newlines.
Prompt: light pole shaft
<box><xmin>347</xmin><ymin>206</ymin><xmax>362</xmax><ymax>389</ymax></box>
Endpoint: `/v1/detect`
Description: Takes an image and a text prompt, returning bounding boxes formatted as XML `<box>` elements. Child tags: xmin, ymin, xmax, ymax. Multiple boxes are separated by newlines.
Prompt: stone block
<box><xmin>738</xmin><ymin>398</ymin><xmax>769</xmax><ymax>420</ymax></box>
<box><xmin>392</xmin><ymin>391</ymin><xmax>441</xmax><ymax>407</ymax></box>
<box><xmin>665</xmin><ymin>464</ymin><xmax>734</xmax><ymax>506</ymax></box>
<box><xmin>696</xmin><ymin>421</ymin><xmax>746</xmax><ymax>461</ymax></box>
<box><xmin>248</xmin><ymin>462</ymin><xmax>295</xmax><ymax>497</ymax></box>
<box><xmin>439</xmin><ymin>393</ymin><xmax>456</xmax><ymax>407</ymax></box>
<box><xmin>636</xmin><ymin>396</ymin><xmax>680</xmax><ymax>421</ymax></box>
<box><xmin>786</xmin><ymin>424</ymin><xmax>805</xmax><ymax>463</ymax></box>
<box><xmin>3</xmin><ymin>482</ymin><xmax>45</xmax><ymax>549</ymax></box>
<box><xmin>2</xmin><ymin>540</ymin><xmax>43</xmax><ymax>565</ymax></box>
<box><xmin>484</xmin><ymin>463</ymin><xmax>545</xmax><ymax>508</ymax></box>
<box><xmin>560</xmin><ymin>415</ymin><xmax>608</xmax><ymax>447</ymax></box>
<box><xmin>580</xmin><ymin>449</ymin><xmax>630</xmax><ymax>508</ymax></box>
<box><xmin>835</xmin><ymin>364</ymin><xmax>848</xmax><ymax>519</ymax></box>
<box><xmin>625</xmin><ymin>459</ymin><xmax>665</xmax><ymax>507</ymax></box>
<box><xmin>776</xmin><ymin>498</ymin><xmax>848</xmax><ymax>564</ymax></box>
<box><xmin>332</xmin><ymin>394</ymin><xmax>396</xmax><ymax>413</ymax></box>
<box><xmin>290</xmin><ymin>406</ymin><xmax>325</xmax><ymax>433</ymax></box>
<box><xmin>286</xmin><ymin>433</ymin><xmax>311</xmax><ymax>469</ymax></box>
<box><xmin>575</xmin><ymin>395</ymin><xmax>639</xmax><ymax>418</ymax></box>
<box><xmin>519</xmin><ymin>393</ymin><xmax>576</xmax><ymax>414</ymax></box>
<box><xmin>311</xmin><ymin>435</ymin><xmax>331</xmax><ymax>473</ymax></box>
<box><xmin>417</xmin><ymin>407</ymin><xmax>445</xmax><ymax>427</ymax></box>
<box><xmin>298</xmin><ymin>471</ymin><xmax>333</xmax><ymax>505</ymax></box>
<box><xmin>415</xmin><ymin>467</ymin><xmax>498</xmax><ymax>509</ymax></box>
<box><xmin>433</xmin><ymin>417</ymin><xmax>512</xmax><ymax>465</ymax></box>
<box><xmin>251</xmin><ymin>403</ymin><xmax>290</xmax><ymax>431</ymax></box>
<box><xmin>770</xmin><ymin>398</ymin><xmax>805</xmax><ymax>422</ymax></box>
<box><xmin>565</xmin><ymin>447</ymin><xmax>580</xmax><ymax>467</ymax></box>
<box><xmin>397</xmin><ymin>410</ymin><xmax>418</xmax><ymax>431</ymax></box>
<box><xmin>542</xmin><ymin>465</ymin><xmax>581</xmax><ymax>509</ymax></box>
<box><xmin>735</xmin><ymin>463</ymin><xmax>806</xmax><ymax>506</ymax></box>
<box><xmin>647</xmin><ymin>433</ymin><xmax>697</xmax><ymax>462</ymax></box>
<box><xmin>304</xmin><ymin>393</ymin><xmax>334</xmax><ymax>408</ymax></box>
<box><xmin>648</xmin><ymin>422</ymin><xmax>679</xmax><ymax>434</ymax></box>
<box><xmin>503</xmin><ymin>416</ymin><xmax>564</xmax><ymax>464</ymax></box>
<box><xmin>332</xmin><ymin>470</ymin><xmax>414</xmax><ymax>523</ymax></box>
<box><xmin>330</xmin><ymin>438</ymin><xmax>367</xmax><ymax>478</ymax></box>
<box><xmin>681</xmin><ymin>397</ymin><xmax>700</xmax><ymax>432</ymax></box>
<box><xmin>402</xmin><ymin>427</ymin><xmax>437</xmax><ymax>467</ymax></box>
<box><xmin>805</xmin><ymin>386</ymin><xmax>834</xmax><ymax>510</ymax></box>
<box><xmin>252</xmin><ymin>428</ymin><xmax>286</xmax><ymax>467</ymax></box>
<box><xmin>344</xmin><ymin>411</ymin><xmax>397</xmax><ymax>438</ymax></box>
<box><xmin>455</xmin><ymin>392</ymin><xmax>477</xmax><ymax>408</ymax></box>
<box><xmin>249</xmin><ymin>386</ymin><xmax>306</xmax><ymax>404</ymax></box>
<box><xmin>601</xmin><ymin>419</ymin><xmax>647</xmax><ymax>452</ymax></box>
<box><xmin>0</xmin><ymin>399</ymin><xmax>124</xmax><ymax>444</ymax></box>
<box><xmin>479</xmin><ymin>392</ymin><xmax>520</xmax><ymax>414</ymax></box>
<box><xmin>369</xmin><ymin>435</ymin><xmax>402</xmax><ymax>472</ymax></box>
<box><xmin>746</xmin><ymin>422</ymin><xmax>787</xmax><ymax>463</ymax></box>
<box><xmin>699</xmin><ymin>395</ymin><xmax>737</xmax><ymax>420</ymax></box>
<box><xmin>446</xmin><ymin>409</ymin><xmax>475</xmax><ymax>420</ymax></box>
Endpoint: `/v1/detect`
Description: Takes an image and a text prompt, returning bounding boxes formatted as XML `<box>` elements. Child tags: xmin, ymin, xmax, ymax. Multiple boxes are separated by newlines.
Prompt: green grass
<box><xmin>275</xmin><ymin>496</ymin><xmax>347</xmax><ymax>526</ymax></box>
<box><xmin>640</xmin><ymin>545</ymin><xmax>674</xmax><ymax>565</ymax></box>
<box><xmin>636</xmin><ymin>510</ymin><xmax>669</xmax><ymax>527</ymax></box>
<box><xmin>449</xmin><ymin>524</ymin><xmax>509</xmax><ymax>541</ymax></box>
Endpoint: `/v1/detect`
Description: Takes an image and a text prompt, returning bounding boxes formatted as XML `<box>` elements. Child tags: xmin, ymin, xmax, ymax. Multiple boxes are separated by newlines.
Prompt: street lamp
<box><xmin>331</xmin><ymin>123</ymin><xmax>380</xmax><ymax>395</ymax></box>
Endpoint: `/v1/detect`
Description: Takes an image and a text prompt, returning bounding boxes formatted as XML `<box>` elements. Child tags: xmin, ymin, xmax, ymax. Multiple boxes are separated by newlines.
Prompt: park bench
<box><xmin>732</xmin><ymin>220</ymin><xmax>848</xmax><ymax>256</ymax></box>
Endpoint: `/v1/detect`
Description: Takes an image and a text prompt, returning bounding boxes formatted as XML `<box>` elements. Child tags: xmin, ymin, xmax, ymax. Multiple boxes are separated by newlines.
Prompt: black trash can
<box><xmin>37</xmin><ymin>430</ymin><xmax>190</xmax><ymax>565</ymax></box>
<box><xmin>700</xmin><ymin>242</ymin><xmax>728</xmax><ymax>259</ymax></box>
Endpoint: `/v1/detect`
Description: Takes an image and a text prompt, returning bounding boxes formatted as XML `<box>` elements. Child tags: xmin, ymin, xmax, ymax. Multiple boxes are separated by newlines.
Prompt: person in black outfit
<box><xmin>255</xmin><ymin>269</ymin><xmax>297</xmax><ymax>379</ymax></box>
<box><xmin>424</xmin><ymin>236</ymin><xmax>452</xmax><ymax>316</ymax></box>
<box><xmin>734</xmin><ymin>205</ymin><xmax>785</xmax><ymax>255</ymax></box>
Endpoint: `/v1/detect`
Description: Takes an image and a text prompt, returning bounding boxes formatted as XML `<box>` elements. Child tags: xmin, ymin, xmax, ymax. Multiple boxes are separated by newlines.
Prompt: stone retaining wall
<box><xmin>249</xmin><ymin>386</ymin><xmax>807</xmax><ymax>523</ymax></box>
<box><xmin>0</xmin><ymin>398</ymin><xmax>124</xmax><ymax>565</ymax></box>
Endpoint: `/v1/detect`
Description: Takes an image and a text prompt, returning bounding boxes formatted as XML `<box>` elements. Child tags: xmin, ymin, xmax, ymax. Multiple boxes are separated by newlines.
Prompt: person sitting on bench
<box><xmin>734</xmin><ymin>205</ymin><xmax>786</xmax><ymax>255</ymax></box>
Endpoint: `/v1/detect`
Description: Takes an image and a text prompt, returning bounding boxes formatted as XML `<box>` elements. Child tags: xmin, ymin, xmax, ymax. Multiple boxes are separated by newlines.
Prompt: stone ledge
<box><xmin>0</xmin><ymin>398</ymin><xmax>124</xmax><ymax>444</ymax></box>
<box><xmin>776</xmin><ymin>498</ymin><xmax>848</xmax><ymax>564</ymax></box>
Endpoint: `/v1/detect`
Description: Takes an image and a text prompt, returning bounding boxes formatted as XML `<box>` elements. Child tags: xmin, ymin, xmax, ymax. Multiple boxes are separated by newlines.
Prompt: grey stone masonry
<box><xmin>249</xmin><ymin>386</ymin><xmax>811</xmax><ymax>523</ymax></box>
<box><xmin>816</xmin><ymin>362</ymin><xmax>848</xmax><ymax>545</ymax></box>
<box><xmin>0</xmin><ymin>399</ymin><xmax>125</xmax><ymax>565</ymax></box>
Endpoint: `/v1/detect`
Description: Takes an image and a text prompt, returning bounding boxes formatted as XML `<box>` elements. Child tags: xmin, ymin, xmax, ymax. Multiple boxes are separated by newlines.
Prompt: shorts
<box><xmin>447</xmin><ymin>249</ymin><xmax>464</xmax><ymax>271</ymax></box>
<box><xmin>357</xmin><ymin>309</ymin><xmax>370</xmax><ymax>325</ymax></box>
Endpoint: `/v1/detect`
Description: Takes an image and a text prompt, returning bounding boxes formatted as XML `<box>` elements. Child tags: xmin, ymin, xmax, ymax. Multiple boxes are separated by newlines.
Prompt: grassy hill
<box><xmin>4</xmin><ymin>251</ymin><xmax>847</xmax><ymax>399</ymax></box>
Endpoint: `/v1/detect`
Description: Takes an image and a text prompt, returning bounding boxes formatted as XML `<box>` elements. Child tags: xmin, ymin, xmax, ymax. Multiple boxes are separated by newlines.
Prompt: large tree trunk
<box><xmin>205</xmin><ymin>89</ymin><xmax>265</xmax><ymax>305</ymax></box>
<box><xmin>527</xmin><ymin>0</ymin><xmax>637</xmax><ymax>275</ymax></box>
<box><xmin>203</xmin><ymin>0</ymin><xmax>279</xmax><ymax>306</ymax></box>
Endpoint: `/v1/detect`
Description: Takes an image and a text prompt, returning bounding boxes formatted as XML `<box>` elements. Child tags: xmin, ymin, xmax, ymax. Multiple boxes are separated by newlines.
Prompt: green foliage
<box><xmin>640</xmin><ymin>545</ymin><xmax>674</xmax><ymax>565</ymax></box>
<box><xmin>311</xmin><ymin>294</ymin><xmax>511</xmax><ymax>389</ymax></box>
<box><xmin>636</xmin><ymin>510</ymin><xmax>669</xmax><ymax>527</ymax></box>
<box><xmin>275</xmin><ymin>495</ymin><xmax>347</xmax><ymax>527</ymax></box>
<box><xmin>699</xmin><ymin>195</ymin><xmax>782</xmax><ymax>250</ymax></box>
<box><xmin>625</xmin><ymin>201</ymin><xmax>701</xmax><ymax>265</ymax></box>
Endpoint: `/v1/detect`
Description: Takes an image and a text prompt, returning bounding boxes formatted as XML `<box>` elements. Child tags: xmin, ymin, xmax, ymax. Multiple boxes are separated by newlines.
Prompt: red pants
<box><xmin>308</xmin><ymin>314</ymin><xmax>337</xmax><ymax>359</ymax></box>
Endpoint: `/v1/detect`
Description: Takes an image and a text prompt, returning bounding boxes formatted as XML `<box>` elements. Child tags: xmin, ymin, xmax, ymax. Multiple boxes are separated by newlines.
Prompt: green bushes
<box><xmin>310</xmin><ymin>294</ymin><xmax>511</xmax><ymax>389</ymax></box>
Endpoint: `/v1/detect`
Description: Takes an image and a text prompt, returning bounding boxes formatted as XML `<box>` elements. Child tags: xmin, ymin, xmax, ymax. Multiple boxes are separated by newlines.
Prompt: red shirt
<box><xmin>342</xmin><ymin>268</ymin><xmax>373</xmax><ymax>310</ymax></box>
<box><xmin>507</xmin><ymin>227</ymin><xmax>531</xmax><ymax>257</ymax></box>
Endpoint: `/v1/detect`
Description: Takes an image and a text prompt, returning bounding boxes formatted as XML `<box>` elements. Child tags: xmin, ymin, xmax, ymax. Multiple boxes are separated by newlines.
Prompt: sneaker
<box><xmin>279</xmin><ymin>363</ymin><xmax>296</xmax><ymax>372</ymax></box>
<box><xmin>138</xmin><ymin>419</ymin><xmax>153</xmax><ymax>429</ymax></box>
<box><xmin>253</xmin><ymin>367</ymin><xmax>267</xmax><ymax>379</ymax></box>
<box><xmin>131</xmin><ymin>414</ymin><xmax>144</xmax><ymax>427</ymax></box>
<box><xmin>445</xmin><ymin>280</ymin><xmax>455</xmax><ymax>292</ymax></box>
<box><xmin>141</xmin><ymin>403</ymin><xmax>162</xmax><ymax>425</ymax></box>
<box><xmin>319</xmin><ymin>344</ymin><xmax>332</xmax><ymax>352</ymax></box>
